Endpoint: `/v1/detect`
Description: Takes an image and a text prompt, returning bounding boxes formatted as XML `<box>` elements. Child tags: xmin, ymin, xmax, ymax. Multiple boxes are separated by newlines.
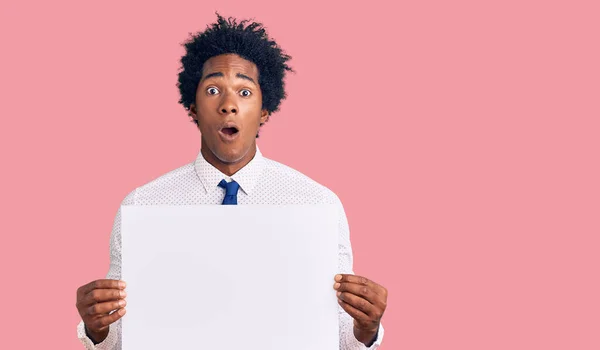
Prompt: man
<box><xmin>75</xmin><ymin>14</ymin><xmax>387</xmax><ymax>349</ymax></box>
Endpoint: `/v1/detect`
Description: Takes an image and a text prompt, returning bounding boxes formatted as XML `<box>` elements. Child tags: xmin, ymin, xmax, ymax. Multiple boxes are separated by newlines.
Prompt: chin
<box><xmin>213</xmin><ymin>145</ymin><xmax>250</xmax><ymax>164</ymax></box>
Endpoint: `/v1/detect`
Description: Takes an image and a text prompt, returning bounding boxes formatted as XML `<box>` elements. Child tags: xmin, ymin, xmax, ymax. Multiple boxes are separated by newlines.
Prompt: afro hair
<box><xmin>177</xmin><ymin>13</ymin><xmax>293</xmax><ymax>133</ymax></box>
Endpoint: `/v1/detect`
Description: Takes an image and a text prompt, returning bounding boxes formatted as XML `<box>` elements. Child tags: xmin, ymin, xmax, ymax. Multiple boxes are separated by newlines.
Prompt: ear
<box><xmin>189</xmin><ymin>104</ymin><xmax>199</xmax><ymax>122</ymax></box>
<box><xmin>260</xmin><ymin>109</ymin><xmax>270</xmax><ymax>126</ymax></box>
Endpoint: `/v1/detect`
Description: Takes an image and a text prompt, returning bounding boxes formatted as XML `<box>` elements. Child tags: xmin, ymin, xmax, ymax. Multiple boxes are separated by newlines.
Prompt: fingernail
<box><xmin>120</xmin><ymin>291</ymin><xmax>127</xmax><ymax>298</ymax></box>
<box><xmin>334</xmin><ymin>283</ymin><xmax>340</xmax><ymax>289</ymax></box>
<box><xmin>119</xmin><ymin>281</ymin><xmax>127</xmax><ymax>288</ymax></box>
<box><xmin>337</xmin><ymin>291</ymin><xmax>341</xmax><ymax>297</ymax></box>
<box><xmin>118</xmin><ymin>308</ymin><xmax>126</xmax><ymax>315</ymax></box>
<box><xmin>118</xmin><ymin>300</ymin><xmax>126</xmax><ymax>307</ymax></box>
<box><xmin>335</xmin><ymin>275</ymin><xmax>342</xmax><ymax>282</ymax></box>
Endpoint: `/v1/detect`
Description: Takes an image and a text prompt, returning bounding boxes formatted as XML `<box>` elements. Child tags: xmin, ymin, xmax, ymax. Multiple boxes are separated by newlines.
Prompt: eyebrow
<box><xmin>202</xmin><ymin>72</ymin><xmax>257</xmax><ymax>85</ymax></box>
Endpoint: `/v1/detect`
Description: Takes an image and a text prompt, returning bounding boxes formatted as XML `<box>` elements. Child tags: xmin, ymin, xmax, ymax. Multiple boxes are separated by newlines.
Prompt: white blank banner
<box><xmin>121</xmin><ymin>205</ymin><xmax>339</xmax><ymax>350</ymax></box>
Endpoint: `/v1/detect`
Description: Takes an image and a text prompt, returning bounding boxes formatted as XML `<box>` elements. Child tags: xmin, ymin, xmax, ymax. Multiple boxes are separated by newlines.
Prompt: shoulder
<box><xmin>119</xmin><ymin>162</ymin><xmax>198</xmax><ymax>205</ymax></box>
<box><xmin>260</xmin><ymin>157</ymin><xmax>342</xmax><ymax>206</ymax></box>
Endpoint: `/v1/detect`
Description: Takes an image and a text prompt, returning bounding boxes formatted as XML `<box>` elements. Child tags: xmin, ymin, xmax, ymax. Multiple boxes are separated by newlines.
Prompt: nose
<box><xmin>218</xmin><ymin>93</ymin><xmax>238</xmax><ymax>115</ymax></box>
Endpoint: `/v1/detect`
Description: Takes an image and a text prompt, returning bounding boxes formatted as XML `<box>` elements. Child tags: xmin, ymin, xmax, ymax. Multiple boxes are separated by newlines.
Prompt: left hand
<box><xmin>334</xmin><ymin>274</ymin><xmax>387</xmax><ymax>345</ymax></box>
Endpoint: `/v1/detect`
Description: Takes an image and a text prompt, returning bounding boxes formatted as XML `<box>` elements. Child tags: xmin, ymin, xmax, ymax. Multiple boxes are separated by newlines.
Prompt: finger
<box><xmin>335</xmin><ymin>274</ymin><xmax>384</xmax><ymax>296</ymax></box>
<box><xmin>87</xmin><ymin>299</ymin><xmax>127</xmax><ymax>316</ymax></box>
<box><xmin>337</xmin><ymin>290</ymin><xmax>376</xmax><ymax>316</ymax></box>
<box><xmin>338</xmin><ymin>299</ymin><xmax>371</xmax><ymax>326</ymax></box>
<box><xmin>83</xmin><ymin>289</ymin><xmax>127</xmax><ymax>306</ymax></box>
<box><xmin>335</xmin><ymin>282</ymin><xmax>380</xmax><ymax>306</ymax></box>
<box><xmin>79</xmin><ymin>279</ymin><xmax>126</xmax><ymax>295</ymax></box>
<box><xmin>88</xmin><ymin>308</ymin><xmax>126</xmax><ymax>331</ymax></box>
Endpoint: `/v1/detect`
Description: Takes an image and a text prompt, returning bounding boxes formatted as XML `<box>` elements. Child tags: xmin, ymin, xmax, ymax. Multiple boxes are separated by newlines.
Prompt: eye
<box><xmin>207</xmin><ymin>87</ymin><xmax>219</xmax><ymax>95</ymax></box>
<box><xmin>239</xmin><ymin>89</ymin><xmax>252</xmax><ymax>97</ymax></box>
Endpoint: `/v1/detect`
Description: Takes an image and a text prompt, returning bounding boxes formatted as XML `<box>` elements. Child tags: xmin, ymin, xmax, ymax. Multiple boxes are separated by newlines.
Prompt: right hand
<box><xmin>76</xmin><ymin>279</ymin><xmax>127</xmax><ymax>343</ymax></box>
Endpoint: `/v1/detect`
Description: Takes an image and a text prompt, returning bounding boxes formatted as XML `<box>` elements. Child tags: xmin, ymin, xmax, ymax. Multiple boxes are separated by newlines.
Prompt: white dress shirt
<box><xmin>77</xmin><ymin>147</ymin><xmax>384</xmax><ymax>349</ymax></box>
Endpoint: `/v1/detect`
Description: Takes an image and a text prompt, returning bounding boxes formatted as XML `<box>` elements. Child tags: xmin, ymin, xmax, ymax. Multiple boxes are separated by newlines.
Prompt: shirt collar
<box><xmin>194</xmin><ymin>146</ymin><xmax>265</xmax><ymax>196</ymax></box>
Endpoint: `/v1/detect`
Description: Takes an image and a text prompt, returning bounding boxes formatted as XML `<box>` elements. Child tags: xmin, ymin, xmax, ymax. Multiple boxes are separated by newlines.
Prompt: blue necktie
<box><xmin>218</xmin><ymin>179</ymin><xmax>239</xmax><ymax>205</ymax></box>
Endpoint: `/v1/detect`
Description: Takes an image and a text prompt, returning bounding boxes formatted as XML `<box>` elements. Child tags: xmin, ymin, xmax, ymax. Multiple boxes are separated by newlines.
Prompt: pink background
<box><xmin>1</xmin><ymin>0</ymin><xmax>599</xmax><ymax>349</ymax></box>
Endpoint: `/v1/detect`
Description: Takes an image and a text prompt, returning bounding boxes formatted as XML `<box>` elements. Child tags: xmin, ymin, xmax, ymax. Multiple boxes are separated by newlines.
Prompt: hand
<box><xmin>76</xmin><ymin>279</ymin><xmax>127</xmax><ymax>343</ymax></box>
<box><xmin>333</xmin><ymin>274</ymin><xmax>387</xmax><ymax>346</ymax></box>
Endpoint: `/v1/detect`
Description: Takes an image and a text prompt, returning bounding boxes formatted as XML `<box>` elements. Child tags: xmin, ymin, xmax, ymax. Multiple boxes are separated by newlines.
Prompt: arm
<box><xmin>335</xmin><ymin>197</ymin><xmax>385</xmax><ymax>349</ymax></box>
<box><xmin>76</xmin><ymin>190</ymin><xmax>136</xmax><ymax>349</ymax></box>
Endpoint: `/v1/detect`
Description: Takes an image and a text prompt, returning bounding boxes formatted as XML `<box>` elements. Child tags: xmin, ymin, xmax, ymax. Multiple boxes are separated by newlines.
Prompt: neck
<box><xmin>200</xmin><ymin>140</ymin><xmax>257</xmax><ymax>177</ymax></box>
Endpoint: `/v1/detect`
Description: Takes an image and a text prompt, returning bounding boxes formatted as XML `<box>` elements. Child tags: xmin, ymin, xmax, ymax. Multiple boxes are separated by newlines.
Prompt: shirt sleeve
<box><xmin>335</xmin><ymin>195</ymin><xmax>385</xmax><ymax>350</ymax></box>
<box><xmin>76</xmin><ymin>190</ymin><xmax>136</xmax><ymax>350</ymax></box>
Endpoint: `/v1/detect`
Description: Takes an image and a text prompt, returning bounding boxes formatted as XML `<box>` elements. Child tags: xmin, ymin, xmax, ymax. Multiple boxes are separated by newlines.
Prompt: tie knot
<box><xmin>218</xmin><ymin>179</ymin><xmax>240</xmax><ymax>196</ymax></box>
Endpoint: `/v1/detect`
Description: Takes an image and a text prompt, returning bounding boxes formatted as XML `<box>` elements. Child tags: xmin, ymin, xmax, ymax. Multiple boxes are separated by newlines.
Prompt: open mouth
<box><xmin>218</xmin><ymin>123</ymin><xmax>240</xmax><ymax>142</ymax></box>
<box><xmin>220</xmin><ymin>126</ymin><xmax>239</xmax><ymax>135</ymax></box>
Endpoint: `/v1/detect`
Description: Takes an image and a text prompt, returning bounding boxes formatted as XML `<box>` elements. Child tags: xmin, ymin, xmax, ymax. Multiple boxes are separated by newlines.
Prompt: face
<box><xmin>189</xmin><ymin>54</ymin><xmax>268</xmax><ymax>169</ymax></box>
